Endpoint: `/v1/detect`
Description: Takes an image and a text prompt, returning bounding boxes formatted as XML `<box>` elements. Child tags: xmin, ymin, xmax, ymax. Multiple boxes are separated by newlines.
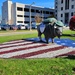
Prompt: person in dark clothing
<box><xmin>69</xmin><ymin>12</ymin><xmax>75</xmax><ymax>31</ymax></box>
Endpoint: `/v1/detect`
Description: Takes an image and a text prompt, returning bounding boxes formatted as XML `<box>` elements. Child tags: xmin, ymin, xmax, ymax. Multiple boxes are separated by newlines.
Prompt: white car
<box><xmin>18</xmin><ymin>25</ymin><xmax>26</xmax><ymax>30</ymax></box>
<box><xmin>0</xmin><ymin>26</ymin><xmax>1</xmax><ymax>30</ymax></box>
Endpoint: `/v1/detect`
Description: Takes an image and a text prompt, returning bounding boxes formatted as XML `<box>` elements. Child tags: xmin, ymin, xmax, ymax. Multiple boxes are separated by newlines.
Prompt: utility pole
<box><xmin>29</xmin><ymin>2</ymin><xmax>35</xmax><ymax>31</ymax></box>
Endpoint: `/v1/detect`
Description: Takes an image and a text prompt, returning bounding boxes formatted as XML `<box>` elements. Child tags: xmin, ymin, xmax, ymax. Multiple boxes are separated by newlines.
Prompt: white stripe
<box><xmin>0</xmin><ymin>43</ymin><xmax>43</xmax><ymax>52</ymax></box>
<box><xmin>0</xmin><ymin>44</ymin><xmax>61</xmax><ymax>58</ymax></box>
<box><xmin>27</xmin><ymin>47</ymin><xmax>75</xmax><ymax>58</ymax></box>
<box><xmin>2</xmin><ymin>40</ymin><xmax>24</xmax><ymax>44</ymax></box>
<box><xmin>0</xmin><ymin>41</ymin><xmax>32</xmax><ymax>48</ymax></box>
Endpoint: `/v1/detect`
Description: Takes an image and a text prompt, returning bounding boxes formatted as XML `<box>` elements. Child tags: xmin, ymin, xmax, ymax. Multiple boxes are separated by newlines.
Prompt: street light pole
<box><xmin>29</xmin><ymin>2</ymin><xmax>35</xmax><ymax>31</ymax></box>
<box><xmin>42</xmin><ymin>10</ymin><xmax>44</xmax><ymax>21</ymax></box>
<box><xmin>39</xmin><ymin>10</ymin><xmax>43</xmax><ymax>21</ymax></box>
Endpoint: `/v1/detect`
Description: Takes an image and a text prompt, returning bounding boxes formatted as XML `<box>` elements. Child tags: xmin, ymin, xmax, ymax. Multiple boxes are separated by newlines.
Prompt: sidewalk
<box><xmin>0</xmin><ymin>30</ymin><xmax>37</xmax><ymax>36</ymax></box>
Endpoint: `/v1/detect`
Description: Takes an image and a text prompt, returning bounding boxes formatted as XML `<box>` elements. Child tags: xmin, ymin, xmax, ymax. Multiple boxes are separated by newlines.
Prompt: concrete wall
<box><xmin>2</xmin><ymin>0</ymin><xmax>55</xmax><ymax>25</ymax></box>
<box><xmin>55</xmin><ymin>0</ymin><xmax>75</xmax><ymax>25</ymax></box>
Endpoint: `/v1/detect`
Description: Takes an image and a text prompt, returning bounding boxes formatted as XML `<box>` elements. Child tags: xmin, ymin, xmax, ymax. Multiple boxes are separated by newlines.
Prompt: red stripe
<box><xmin>57</xmin><ymin>50</ymin><xmax>75</xmax><ymax>57</ymax></box>
<box><xmin>0</xmin><ymin>42</ymin><xmax>33</xmax><ymax>49</ymax></box>
<box><xmin>11</xmin><ymin>46</ymin><xmax>66</xmax><ymax>58</ymax></box>
<box><xmin>0</xmin><ymin>44</ymin><xmax>46</xmax><ymax>55</ymax></box>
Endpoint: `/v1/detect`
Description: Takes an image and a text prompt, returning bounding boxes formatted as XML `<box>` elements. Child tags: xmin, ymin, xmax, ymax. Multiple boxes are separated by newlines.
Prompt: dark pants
<box><xmin>37</xmin><ymin>25</ymin><xmax>42</xmax><ymax>40</ymax></box>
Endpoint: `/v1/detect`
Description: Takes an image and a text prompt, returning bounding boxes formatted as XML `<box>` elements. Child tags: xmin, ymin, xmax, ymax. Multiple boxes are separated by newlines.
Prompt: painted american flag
<box><xmin>0</xmin><ymin>38</ymin><xmax>75</xmax><ymax>59</ymax></box>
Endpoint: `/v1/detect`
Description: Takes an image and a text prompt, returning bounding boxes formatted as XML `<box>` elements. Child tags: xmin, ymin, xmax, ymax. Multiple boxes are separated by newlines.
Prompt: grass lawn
<box><xmin>61</xmin><ymin>29</ymin><xmax>75</xmax><ymax>40</ymax></box>
<box><xmin>0</xmin><ymin>58</ymin><xmax>75</xmax><ymax>75</ymax></box>
<box><xmin>0</xmin><ymin>33</ymin><xmax>37</xmax><ymax>43</ymax></box>
<box><xmin>0</xmin><ymin>30</ymin><xmax>37</xmax><ymax>43</ymax></box>
<box><xmin>0</xmin><ymin>29</ymin><xmax>75</xmax><ymax>75</ymax></box>
<box><xmin>0</xmin><ymin>29</ymin><xmax>75</xmax><ymax>43</ymax></box>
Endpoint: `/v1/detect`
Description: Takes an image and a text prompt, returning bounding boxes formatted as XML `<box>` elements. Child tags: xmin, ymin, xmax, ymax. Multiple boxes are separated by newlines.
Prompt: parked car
<box><xmin>25</xmin><ymin>24</ymin><xmax>37</xmax><ymax>30</ymax></box>
<box><xmin>25</xmin><ymin>24</ymin><xmax>30</xmax><ymax>30</ymax></box>
<box><xmin>10</xmin><ymin>25</ymin><xmax>18</xmax><ymax>30</ymax></box>
<box><xmin>17</xmin><ymin>25</ymin><xmax>26</xmax><ymax>30</ymax></box>
<box><xmin>1</xmin><ymin>24</ymin><xmax>10</xmax><ymax>30</ymax></box>
<box><xmin>32</xmin><ymin>24</ymin><xmax>37</xmax><ymax>29</ymax></box>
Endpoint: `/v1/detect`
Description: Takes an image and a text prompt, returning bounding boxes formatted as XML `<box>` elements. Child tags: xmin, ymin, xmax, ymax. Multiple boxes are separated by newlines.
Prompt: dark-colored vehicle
<box><xmin>10</xmin><ymin>25</ymin><xmax>18</xmax><ymax>30</ymax></box>
<box><xmin>1</xmin><ymin>24</ymin><xmax>10</xmax><ymax>30</ymax></box>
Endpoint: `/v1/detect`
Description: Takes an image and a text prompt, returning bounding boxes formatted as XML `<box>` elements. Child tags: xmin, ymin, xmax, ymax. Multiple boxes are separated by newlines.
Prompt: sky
<box><xmin>0</xmin><ymin>0</ymin><xmax>54</xmax><ymax>19</ymax></box>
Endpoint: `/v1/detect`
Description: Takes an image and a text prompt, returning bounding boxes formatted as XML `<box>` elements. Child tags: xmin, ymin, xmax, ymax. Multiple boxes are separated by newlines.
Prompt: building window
<box><xmin>55</xmin><ymin>10</ymin><xmax>57</xmax><ymax>12</ymax></box>
<box><xmin>55</xmin><ymin>14</ymin><xmax>57</xmax><ymax>18</ymax></box>
<box><xmin>24</xmin><ymin>8</ymin><xmax>29</xmax><ymax>12</ymax></box>
<box><xmin>55</xmin><ymin>1</ymin><xmax>57</xmax><ymax>4</ymax></box>
<box><xmin>24</xmin><ymin>15</ymin><xmax>29</xmax><ymax>18</ymax></box>
<box><xmin>24</xmin><ymin>21</ymin><xmax>29</xmax><ymax>23</ymax></box>
<box><xmin>71</xmin><ymin>5</ymin><xmax>74</xmax><ymax>9</ymax></box>
<box><xmin>61</xmin><ymin>0</ymin><xmax>63</xmax><ymax>3</ymax></box>
<box><xmin>65</xmin><ymin>0</ymin><xmax>69</xmax><ymax>10</ymax></box>
<box><xmin>31</xmin><ymin>9</ymin><xmax>35</xmax><ymax>12</ymax></box>
<box><xmin>50</xmin><ymin>12</ymin><xmax>54</xmax><ymax>15</ymax></box>
<box><xmin>43</xmin><ymin>11</ymin><xmax>45</xmax><ymax>14</ymax></box>
<box><xmin>31</xmin><ymin>16</ymin><xmax>35</xmax><ymax>18</ymax></box>
<box><xmin>55</xmin><ymin>6</ymin><xmax>57</xmax><ymax>8</ymax></box>
<box><xmin>17</xmin><ymin>15</ymin><xmax>23</xmax><ymax>17</ymax></box>
<box><xmin>40</xmin><ymin>10</ymin><xmax>43</xmax><ymax>14</ymax></box>
<box><xmin>71</xmin><ymin>12</ymin><xmax>73</xmax><ymax>16</ymax></box>
<box><xmin>17</xmin><ymin>7</ymin><xmax>23</xmax><ymax>11</ymax></box>
<box><xmin>44</xmin><ymin>17</ymin><xmax>47</xmax><ymax>19</ymax></box>
<box><xmin>61</xmin><ymin>7</ymin><xmax>63</xmax><ymax>10</ymax></box>
<box><xmin>61</xmin><ymin>14</ymin><xmax>63</xmax><ymax>17</ymax></box>
<box><xmin>17</xmin><ymin>21</ymin><xmax>23</xmax><ymax>23</ymax></box>
<box><xmin>65</xmin><ymin>13</ymin><xmax>69</xmax><ymax>24</ymax></box>
<box><xmin>46</xmin><ymin>11</ymin><xmax>49</xmax><ymax>14</ymax></box>
<box><xmin>36</xmin><ymin>10</ymin><xmax>40</xmax><ymax>13</ymax></box>
<box><xmin>61</xmin><ymin>20</ymin><xmax>63</xmax><ymax>22</ymax></box>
